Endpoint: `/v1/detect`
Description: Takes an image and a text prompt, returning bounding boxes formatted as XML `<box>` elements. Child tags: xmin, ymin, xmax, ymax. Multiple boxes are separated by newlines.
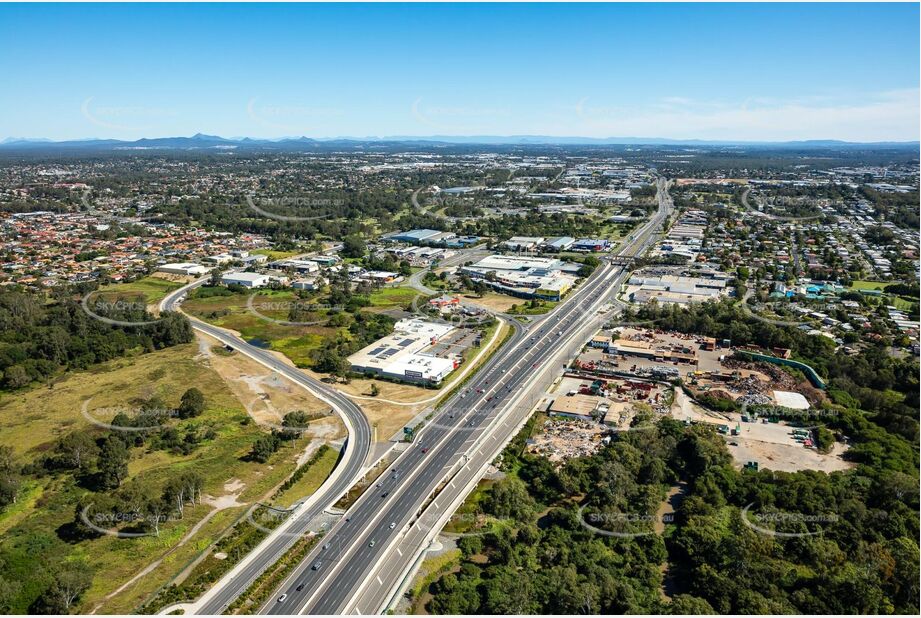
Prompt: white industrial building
<box><xmin>348</xmin><ymin>318</ymin><xmax>459</xmax><ymax>385</ymax></box>
<box><xmin>158</xmin><ymin>262</ymin><xmax>210</xmax><ymax>276</ymax></box>
<box><xmin>220</xmin><ymin>272</ymin><xmax>272</xmax><ymax>288</ymax></box>
<box><xmin>460</xmin><ymin>254</ymin><xmax>578</xmax><ymax>301</ymax></box>
<box><xmin>626</xmin><ymin>269</ymin><xmax>731</xmax><ymax>306</ymax></box>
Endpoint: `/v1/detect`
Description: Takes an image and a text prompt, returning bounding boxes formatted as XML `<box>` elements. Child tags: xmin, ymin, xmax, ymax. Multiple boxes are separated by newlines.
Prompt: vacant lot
<box><xmin>97</xmin><ymin>275</ymin><xmax>185</xmax><ymax>304</ymax></box>
<box><xmin>183</xmin><ymin>288</ymin><xmax>334</xmax><ymax>367</ymax></box>
<box><xmin>0</xmin><ymin>343</ymin><xmax>335</xmax><ymax>613</ymax></box>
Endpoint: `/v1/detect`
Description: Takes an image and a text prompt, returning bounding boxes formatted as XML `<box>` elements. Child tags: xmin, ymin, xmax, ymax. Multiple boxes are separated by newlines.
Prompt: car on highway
<box><xmin>277</xmin><ymin>594</ymin><xmax>288</xmax><ymax>603</ymax></box>
<box><xmin>311</xmin><ymin>561</ymin><xmax>322</xmax><ymax>570</ymax></box>
<box><xmin>296</xmin><ymin>583</ymin><xmax>305</xmax><ymax>592</ymax></box>
<box><xmin>368</xmin><ymin>540</ymin><xmax>376</xmax><ymax>547</ymax></box>
<box><xmin>381</xmin><ymin>491</ymin><xmax>389</xmax><ymax>498</ymax></box>
<box><xmin>323</xmin><ymin>542</ymin><xmax>330</xmax><ymax>550</ymax></box>
<box><xmin>389</xmin><ymin>522</ymin><xmax>396</xmax><ymax>529</ymax></box>
<box><xmin>421</xmin><ymin>447</ymin><xmax>428</xmax><ymax>453</ymax></box>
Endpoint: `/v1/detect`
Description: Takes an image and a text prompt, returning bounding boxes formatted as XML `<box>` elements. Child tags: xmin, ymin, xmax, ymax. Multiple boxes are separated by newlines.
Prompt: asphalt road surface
<box><xmin>258</xmin><ymin>178</ymin><xmax>673</xmax><ymax>615</ymax></box>
<box><xmin>159</xmin><ymin>283</ymin><xmax>372</xmax><ymax>614</ymax></box>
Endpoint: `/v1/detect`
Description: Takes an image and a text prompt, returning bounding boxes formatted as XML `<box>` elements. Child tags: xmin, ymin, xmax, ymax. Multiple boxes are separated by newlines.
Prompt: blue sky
<box><xmin>1</xmin><ymin>2</ymin><xmax>918</xmax><ymax>142</ymax></box>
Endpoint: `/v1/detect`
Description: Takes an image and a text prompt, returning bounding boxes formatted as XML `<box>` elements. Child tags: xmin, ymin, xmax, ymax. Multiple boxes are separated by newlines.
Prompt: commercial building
<box><xmin>460</xmin><ymin>254</ymin><xmax>577</xmax><ymax>301</ymax></box>
<box><xmin>273</xmin><ymin>258</ymin><xmax>320</xmax><ymax>274</ymax></box>
<box><xmin>204</xmin><ymin>253</ymin><xmax>235</xmax><ymax>265</ymax></box>
<box><xmin>542</xmin><ymin>236</ymin><xmax>576</xmax><ymax>252</ymax></box>
<box><xmin>347</xmin><ymin>318</ymin><xmax>460</xmax><ymax>385</ymax></box>
<box><xmin>626</xmin><ymin>269</ymin><xmax>731</xmax><ymax>306</ymax></box>
<box><xmin>500</xmin><ymin>236</ymin><xmax>544</xmax><ymax>251</ymax></box>
<box><xmin>221</xmin><ymin>272</ymin><xmax>272</xmax><ymax>288</ymax></box>
<box><xmin>571</xmin><ymin>238</ymin><xmax>611</xmax><ymax>252</ymax></box>
<box><xmin>158</xmin><ymin>262</ymin><xmax>210</xmax><ymax>276</ymax></box>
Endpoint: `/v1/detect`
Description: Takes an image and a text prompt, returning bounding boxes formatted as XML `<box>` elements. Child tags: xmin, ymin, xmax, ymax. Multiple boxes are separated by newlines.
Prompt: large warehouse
<box><xmin>158</xmin><ymin>262</ymin><xmax>210</xmax><ymax>276</ymax></box>
<box><xmin>348</xmin><ymin>318</ymin><xmax>460</xmax><ymax>385</ymax></box>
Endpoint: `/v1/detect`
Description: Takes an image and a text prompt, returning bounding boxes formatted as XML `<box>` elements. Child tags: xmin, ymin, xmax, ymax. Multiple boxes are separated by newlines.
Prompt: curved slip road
<box><xmin>158</xmin><ymin>281</ymin><xmax>372</xmax><ymax>614</ymax></box>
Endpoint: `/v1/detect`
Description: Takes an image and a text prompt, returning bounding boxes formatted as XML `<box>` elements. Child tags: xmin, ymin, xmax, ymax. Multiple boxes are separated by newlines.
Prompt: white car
<box><xmin>277</xmin><ymin>594</ymin><xmax>288</xmax><ymax>603</ymax></box>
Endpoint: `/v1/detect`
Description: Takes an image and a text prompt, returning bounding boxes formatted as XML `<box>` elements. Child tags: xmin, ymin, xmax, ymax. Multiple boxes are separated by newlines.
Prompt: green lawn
<box><xmin>849</xmin><ymin>280</ymin><xmax>891</xmax><ymax>291</ymax></box>
<box><xmin>507</xmin><ymin>300</ymin><xmax>558</xmax><ymax>315</ymax></box>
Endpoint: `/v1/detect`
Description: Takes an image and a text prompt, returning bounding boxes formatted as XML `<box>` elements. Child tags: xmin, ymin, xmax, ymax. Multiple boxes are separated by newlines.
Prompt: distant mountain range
<box><xmin>0</xmin><ymin>133</ymin><xmax>917</xmax><ymax>151</ymax></box>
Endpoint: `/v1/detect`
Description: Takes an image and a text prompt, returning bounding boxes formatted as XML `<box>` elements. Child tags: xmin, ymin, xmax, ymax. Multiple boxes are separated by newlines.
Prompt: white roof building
<box><xmin>348</xmin><ymin>318</ymin><xmax>459</xmax><ymax>384</ymax></box>
<box><xmin>221</xmin><ymin>272</ymin><xmax>272</xmax><ymax>288</ymax></box>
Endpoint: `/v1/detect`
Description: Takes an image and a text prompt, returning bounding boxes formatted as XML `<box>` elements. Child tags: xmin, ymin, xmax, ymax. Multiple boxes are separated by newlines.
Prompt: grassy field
<box><xmin>368</xmin><ymin>284</ymin><xmax>420</xmax><ymax>308</ymax></box>
<box><xmin>97</xmin><ymin>275</ymin><xmax>184</xmax><ymax>304</ymax></box>
<box><xmin>849</xmin><ymin>280</ymin><xmax>891</xmax><ymax>291</ymax></box>
<box><xmin>507</xmin><ymin>299</ymin><xmax>558</xmax><ymax>315</ymax></box>
<box><xmin>182</xmin><ymin>288</ymin><xmax>336</xmax><ymax>367</ymax></box>
<box><xmin>251</xmin><ymin>248</ymin><xmax>302</xmax><ymax>261</ymax></box>
<box><xmin>0</xmin><ymin>343</ymin><xmax>325</xmax><ymax>614</ymax></box>
<box><xmin>848</xmin><ymin>280</ymin><xmax>918</xmax><ymax>311</ymax></box>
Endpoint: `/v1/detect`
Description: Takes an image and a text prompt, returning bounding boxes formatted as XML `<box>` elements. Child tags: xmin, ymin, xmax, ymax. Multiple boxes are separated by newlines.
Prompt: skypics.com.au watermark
<box><xmin>81</xmin><ymin>399</ymin><xmax>178</xmax><ymax>433</ymax></box>
<box><xmin>741</xmin><ymin>503</ymin><xmax>839</xmax><ymax>538</ymax></box>
<box><xmin>80</xmin><ymin>294</ymin><xmax>164</xmax><ymax>327</ymax></box>
<box><xmin>246</xmin><ymin>295</ymin><xmax>344</xmax><ymax>327</ymax></box>
<box><xmin>80</xmin><ymin>504</ymin><xmax>184</xmax><ymax>538</ymax></box>
<box><xmin>244</xmin><ymin>194</ymin><xmax>344</xmax><ymax>222</ymax></box>
<box><xmin>578</xmin><ymin>505</ymin><xmax>675</xmax><ymax>538</ymax></box>
<box><xmin>246</xmin><ymin>97</ymin><xmax>343</xmax><ymax>133</ymax></box>
<box><xmin>81</xmin><ymin>97</ymin><xmax>178</xmax><ymax>132</ymax></box>
<box><xmin>410</xmin><ymin>98</ymin><xmax>510</xmax><ymax>133</ymax></box>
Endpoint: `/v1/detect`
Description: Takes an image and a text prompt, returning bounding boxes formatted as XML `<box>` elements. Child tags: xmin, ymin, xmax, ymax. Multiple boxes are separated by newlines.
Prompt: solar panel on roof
<box><xmin>368</xmin><ymin>346</ymin><xmax>386</xmax><ymax>356</ymax></box>
<box><xmin>399</xmin><ymin>338</ymin><xmax>415</xmax><ymax>347</ymax></box>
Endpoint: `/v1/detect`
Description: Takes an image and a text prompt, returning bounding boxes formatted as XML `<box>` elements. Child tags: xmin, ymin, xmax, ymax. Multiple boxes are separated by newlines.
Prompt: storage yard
<box><xmin>523</xmin><ymin>325</ymin><xmax>850</xmax><ymax>473</ymax></box>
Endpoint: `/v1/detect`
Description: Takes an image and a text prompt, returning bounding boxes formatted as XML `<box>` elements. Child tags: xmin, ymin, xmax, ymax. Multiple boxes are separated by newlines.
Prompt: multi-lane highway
<box><xmin>158</xmin><ymin>282</ymin><xmax>373</xmax><ymax>614</ymax></box>
<box><xmin>259</xmin><ymin>177</ymin><xmax>673</xmax><ymax>615</ymax></box>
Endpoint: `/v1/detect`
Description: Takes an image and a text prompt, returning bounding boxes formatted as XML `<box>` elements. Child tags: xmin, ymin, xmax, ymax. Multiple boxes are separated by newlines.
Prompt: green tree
<box><xmin>177</xmin><ymin>387</ymin><xmax>205</xmax><ymax>419</ymax></box>
<box><xmin>485</xmin><ymin>476</ymin><xmax>535</xmax><ymax>521</ymax></box>
<box><xmin>248</xmin><ymin>434</ymin><xmax>280</xmax><ymax>463</ymax></box>
<box><xmin>55</xmin><ymin>432</ymin><xmax>98</xmax><ymax>472</ymax></box>
<box><xmin>97</xmin><ymin>435</ymin><xmax>129</xmax><ymax>490</ymax></box>
<box><xmin>35</xmin><ymin>562</ymin><xmax>93</xmax><ymax>614</ymax></box>
<box><xmin>341</xmin><ymin>235</ymin><xmax>366</xmax><ymax>258</ymax></box>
